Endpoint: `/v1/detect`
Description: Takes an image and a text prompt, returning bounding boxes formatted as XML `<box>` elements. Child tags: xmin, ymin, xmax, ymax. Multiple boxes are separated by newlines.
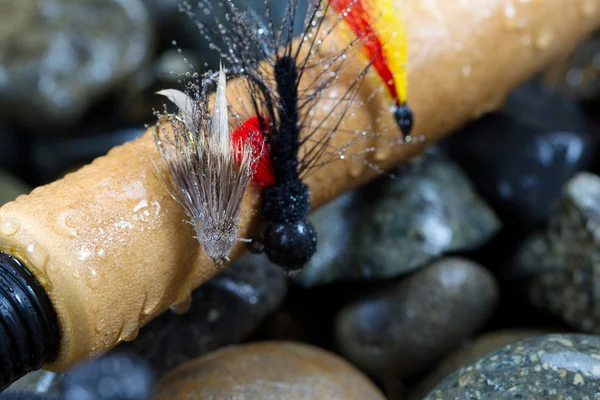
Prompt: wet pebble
<box><xmin>0</xmin><ymin>169</ymin><xmax>31</xmax><ymax>206</ymax></box>
<box><xmin>120</xmin><ymin>255</ymin><xmax>287</xmax><ymax>378</ymax></box>
<box><xmin>153</xmin><ymin>341</ymin><xmax>385</xmax><ymax>400</ymax></box>
<box><xmin>334</xmin><ymin>257</ymin><xmax>499</xmax><ymax>380</ymax></box>
<box><xmin>2</xmin><ymin>371</ymin><xmax>61</xmax><ymax>398</ymax></box>
<box><xmin>298</xmin><ymin>149</ymin><xmax>500</xmax><ymax>287</ymax></box>
<box><xmin>425</xmin><ymin>334</ymin><xmax>600</xmax><ymax>399</ymax></box>
<box><xmin>443</xmin><ymin>78</ymin><xmax>595</xmax><ymax>233</ymax></box>
<box><xmin>61</xmin><ymin>351</ymin><xmax>154</xmax><ymax>400</ymax></box>
<box><xmin>515</xmin><ymin>172</ymin><xmax>600</xmax><ymax>333</ymax></box>
<box><xmin>0</xmin><ymin>0</ymin><xmax>152</xmax><ymax>128</ymax></box>
<box><xmin>408</xmin><ymin>329</ymin><xmax>555</xmax><ymax>400</ymax></box>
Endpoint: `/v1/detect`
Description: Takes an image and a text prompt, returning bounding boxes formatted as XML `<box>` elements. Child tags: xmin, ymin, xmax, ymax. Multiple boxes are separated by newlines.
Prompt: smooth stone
<box><xmin>120</xmin><ymin>255</ymin><xmax>287</xmax><ymax>378</ymax></box>
<box><xmin>61</xmin><ymin>351</ymin><xmax>154</xmax><ymax>400</ymax></box>
<box><xmin>408</xmin><ymin>330</ymin><xmax>556</xmax><ymax>400</ymax></box>
<box><xmin>0</xmin><ymin>169</ymin><xmax>31</xmax><ymax>206</ymax></box>
<box><xmin>334</xmin><ymin>257</ymin><xmax>499</xmax><ymax>380</ymax></box>
<box><xmin>425</xmin><ymin>334</ymin><xmax>600</xmax><ymax>399</ymax></box>
<box><xmin>0</xmin><ymin>0</ymin><xmax>152</xmax><ymax>128</ymax></box>
<box><xmin>154</xmin><ymin>341</ymin><xmax>386</xmax><ymax>400</ymax></box>
<box><xmin>298</xmin><ymin>149</ymin><xmax>501</xmax><ymax>287</ymax></box>
<box><xmin>515</xmin><ymin>172</ymin><xmax>600</xmax><ymax>333</ymax></box>
<box><xmin>443</xmin><ymin>78</ymin><xmax>595</xmax><ymax>233</ymax></box>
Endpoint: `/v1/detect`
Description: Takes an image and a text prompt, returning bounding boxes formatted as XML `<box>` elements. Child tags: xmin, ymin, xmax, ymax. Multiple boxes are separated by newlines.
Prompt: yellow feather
<box><xmin>371</xmin><ymin>0</ymin><xmax>408</xmax><ymax>103</ymax></box>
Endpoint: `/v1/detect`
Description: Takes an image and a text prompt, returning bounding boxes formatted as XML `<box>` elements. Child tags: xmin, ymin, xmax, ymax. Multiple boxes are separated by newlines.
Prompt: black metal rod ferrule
<box><xmin>0</xmin><ymin>251</ymin><xmax>59</xmax><ymax>392</ymax></box>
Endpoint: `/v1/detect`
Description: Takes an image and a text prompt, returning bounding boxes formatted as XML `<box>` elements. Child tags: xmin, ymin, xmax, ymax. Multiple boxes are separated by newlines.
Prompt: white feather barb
<box><xmin>153</xmin><ymin>68</ymin><xmax>259</xmax><ymax>267</ymax></box>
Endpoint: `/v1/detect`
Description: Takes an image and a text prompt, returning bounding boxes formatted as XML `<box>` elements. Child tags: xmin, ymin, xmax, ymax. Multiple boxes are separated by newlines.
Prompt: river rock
<box><xmin>119</xmin><ymin>254</ymin><xmax>287</xmax><ymax>378</ymax></box>
<box><xmin>408</xmin><ymin>330</ymin><xmax>555</xmax><ymax>400</ymax></box>
<box><xmin>516</xmin><ymin>172</ymin><xmax>600</xmax><ymax>333</ymax></box>
<box><xmin>0</xmin><ymin>0</ymin><xmax>152</xmax><ymax>128</ymax></box>
<box><xmin>154</xmin><ymin>341</ymin><xmax>386</xmax><ymax>400</ymax></box>
<box><xmin>334</xmin><ymin>257</ymin><xmax>499</xmax><ymax>380</ymax></box>
<box><xmin>443</xmin><ymin>78</ymin><xmax>595</xmax><ymax>233</ymax></box>
<box><xmin>0</xmin><ymin>169</ymin><xmax>31</xmax><ymax>206</ymax></box>
<box><xmin>425</xmin><ymin>334</ymin><xmax>600</xmax><ymax>399</ymax></box>
<box><xmin>61</xmin><ymin>351</ymin><xmax>154</xmax><ymax>400</ymax></box>
<box><xmin>298</xmin><ymin>150</ymin><xmax>501</xmax><ymax>287</ymax></box>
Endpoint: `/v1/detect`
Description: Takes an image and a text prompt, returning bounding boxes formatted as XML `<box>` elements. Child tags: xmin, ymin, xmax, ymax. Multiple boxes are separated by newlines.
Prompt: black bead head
<box><xmin>394</xmin><ymin>103</ymin><xmax>414</xmax><ymax>137</ymax></box>
<box><xmin>264</xmin><ymin>219</ymin><xmax>317</xmax><ymax>274</ymax></box>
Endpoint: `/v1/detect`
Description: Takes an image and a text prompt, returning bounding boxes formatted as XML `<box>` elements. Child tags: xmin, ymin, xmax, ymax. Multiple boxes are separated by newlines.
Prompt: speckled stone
<box><xmin>153</xmin><ymin>341</ymin><xmax>386</xmax><ymax>400</ymax></box>
<box><xmin>334</xmin><ymin>257</ymin><xmax>499</xmax><ymax>380</ymax></box>
<box><xmin>298</xmin><ymin>150</ymin><xmax>501</xmax><ymax>287</ymax></box>
<box><xmin>517</xmin><ymin>173</ymin><xmax>600</xmax><ymax>332</ymax></box>
<box><xmin>408</xmin><ymin>330</ymin><xmax>556</xmax><ymax>400</ymax></box>
<box><xmin>425</xmin><ymin>334</ymin><xmax>600</xmax><ymax>399</ymax></box>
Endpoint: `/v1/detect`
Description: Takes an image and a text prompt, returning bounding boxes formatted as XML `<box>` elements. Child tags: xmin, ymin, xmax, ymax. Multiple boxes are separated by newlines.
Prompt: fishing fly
<box><xmin>153</xmin><ymin>65</ymin><xmax>260</xmax><ymax>268</ymax></box>
<box><xmin>178</xmin><ymin>0</ymin><xmax>414</xmax><ymax>275</ymax></box>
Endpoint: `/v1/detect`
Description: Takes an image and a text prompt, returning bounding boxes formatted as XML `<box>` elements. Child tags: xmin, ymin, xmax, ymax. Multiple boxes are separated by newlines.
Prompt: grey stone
<box><xmin>298</xmin><ymin>150</ymin><xmax>501</xmax><ymax>287</ymax></box>
<box><xmin>519</xmin><ymin>172</ymin><xmax>600</xmax><ymax>332</ymax></box>
<box><xmin>425</xmin><ymin>334</ymin><xmax>600</xmax><ymax>399</ymax></box>
<box><xmin>334</xmin><ymin>257</ymin><xmax>499</xmax><ymax>380</ymax></box>
<box><xmin>0</xmin><ymin>0</ymin><xmax>152</xmax><ymax>127</ymax></box>
<box><xmin>119</xmin><ymin>254</ymin><xmax>287</xmax><ymax>378</ymax></box>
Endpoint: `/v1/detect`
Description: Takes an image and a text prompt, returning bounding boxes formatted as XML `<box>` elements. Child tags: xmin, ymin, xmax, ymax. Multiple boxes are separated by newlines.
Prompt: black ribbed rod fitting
<box><xmin>0</xmin><ymin>251</ymin><xmax>60</xmax><ymax>392</ymax></box>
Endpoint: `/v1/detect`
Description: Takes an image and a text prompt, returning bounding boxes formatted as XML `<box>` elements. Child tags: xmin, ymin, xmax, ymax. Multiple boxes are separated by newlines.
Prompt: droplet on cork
<box><xmin>85</xmin><ymin>268</ymin><xmax>101</xmax><ymax>289</ymax></box>
<box><xmin>373</xmin><ymin>138</ymin><xmax>392</xmax><ymax>161</ymax></box>
<box><xmin>348</xmin><ymin>161</ymin><xmax>365</xmax><ymax>178</ymax></box>
<box><xmin>170</xmin><ymin>295</ymin><xmax>192</xmax><ymax>315</ymax></box>
<box><xmin>26</xmin><ymin>242</ymin><xmax>50</xmax><ymax>276</ymax></box>
<box><xmin>535</xmin><ymin>29</ymin><xmax>554</xmax><ymax>50</ymax></box>
<box><xmin>0</xmin><ymin>218</ymin><xmax>21</xmax><ymax>236</ymax></box>
<box><xmin>581</xmin><ymin>0</ymin><xmax>598</xmax><ymax>17</ymax></box>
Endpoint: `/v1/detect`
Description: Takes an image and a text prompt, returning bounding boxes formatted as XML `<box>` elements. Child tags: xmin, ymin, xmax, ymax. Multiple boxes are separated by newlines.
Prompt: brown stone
<box><xmin>154</xmin><ymin>341</ymin><xmax>386</xmax><ymax>400</ymax></box>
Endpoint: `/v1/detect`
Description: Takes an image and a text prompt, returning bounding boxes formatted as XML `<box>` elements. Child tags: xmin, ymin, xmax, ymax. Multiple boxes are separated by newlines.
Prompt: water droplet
<box><xmin>72</xmin><ymin>269</ymin><xmax>82</xmax><ymax>280</ymax></box>
<box><xmin>462</xmin><ymin>65</ymin><xmax>472</xmax><ymax>76</ymax></box>
<box><xmin>503</xmin><ymin>3</ymin><xmax>518</xmax><ymax>30</ymax></box>
<box><xmin>535</xmin><ymin>29</ymin><xmax>553</xmax><ymax>50</ymax></box>
<box><xmin>85</xmin><ymin>268</ymin><xmax>100</xmax><ymax>289</ymax></box>
<box><xmin>26</xmin><ymin>242</ymin><xmax>50</xmax><ymax>275</ymax></box>
<box><xmin>0</xmin><ymin>218</ymin><xmax>21</xmax><ymax>236</ymax></box>
<box><xmin>170</xmin><ymin>295</ymin><xmax>192</xmax><ymax>315</ymax></box>
<box><xmin>348</xmin><ymin>161</ymin><xmax>365</xmax><ymax>178</ymax></box>
<box><xmin>581</xmin><ymin>0</ymin><xmax>597</xmax><ymax>17</ymax></box>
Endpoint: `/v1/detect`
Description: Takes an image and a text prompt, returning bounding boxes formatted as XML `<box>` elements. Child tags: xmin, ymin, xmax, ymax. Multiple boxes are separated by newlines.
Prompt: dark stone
<box><xmin>61</xmin><ymin>351</ymin><xmax>154</xmax><ymax>400</ymax></box>
<box><xmin>31</xmin><ymin>128</ymin><xmax>145</xmax><ymax>183</ymax></box>
<box><xmin>334</xmin><ymin>257</ymin><xmax>499</xmax><ymax>380</ymax></box>
<box><xmin>0</xmin><ymin>169</ymin><xmax>31</xmax><ymax>206</ymax></box>
<box><xmin>425</xmin><ymin>334</ymin><xmax>600</xmax><ymax>399</ymax></box>
<box><xmin>298</xmin><ymin>150</ymin><xmax>500</xmax><ymax>287</ymax></box>
<box><xmin>0</xmin><ymin>0</ymin><xmax>152</xmax><ymax>128</ymax></box>
<box><xmin>443</xmin><ymin>78</ymin><xmax>595</xmax><ymax>233</ymax></box>
<box><xmin>514</xmin><ymin>172</ymin><xmax>600</xmax><ymax>333</ymax></box>
<box><xmin>119</xmin><ymin>255</ymin><xmax>287</xmax><ymax>378</ymax></box>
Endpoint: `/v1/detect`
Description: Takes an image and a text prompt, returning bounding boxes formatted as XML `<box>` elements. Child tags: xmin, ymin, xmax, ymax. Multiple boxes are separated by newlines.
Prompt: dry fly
<box><xmin>153</xmin><ymin>65</ymin><xmax>258</xmax><ymax>268</ymax></box>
